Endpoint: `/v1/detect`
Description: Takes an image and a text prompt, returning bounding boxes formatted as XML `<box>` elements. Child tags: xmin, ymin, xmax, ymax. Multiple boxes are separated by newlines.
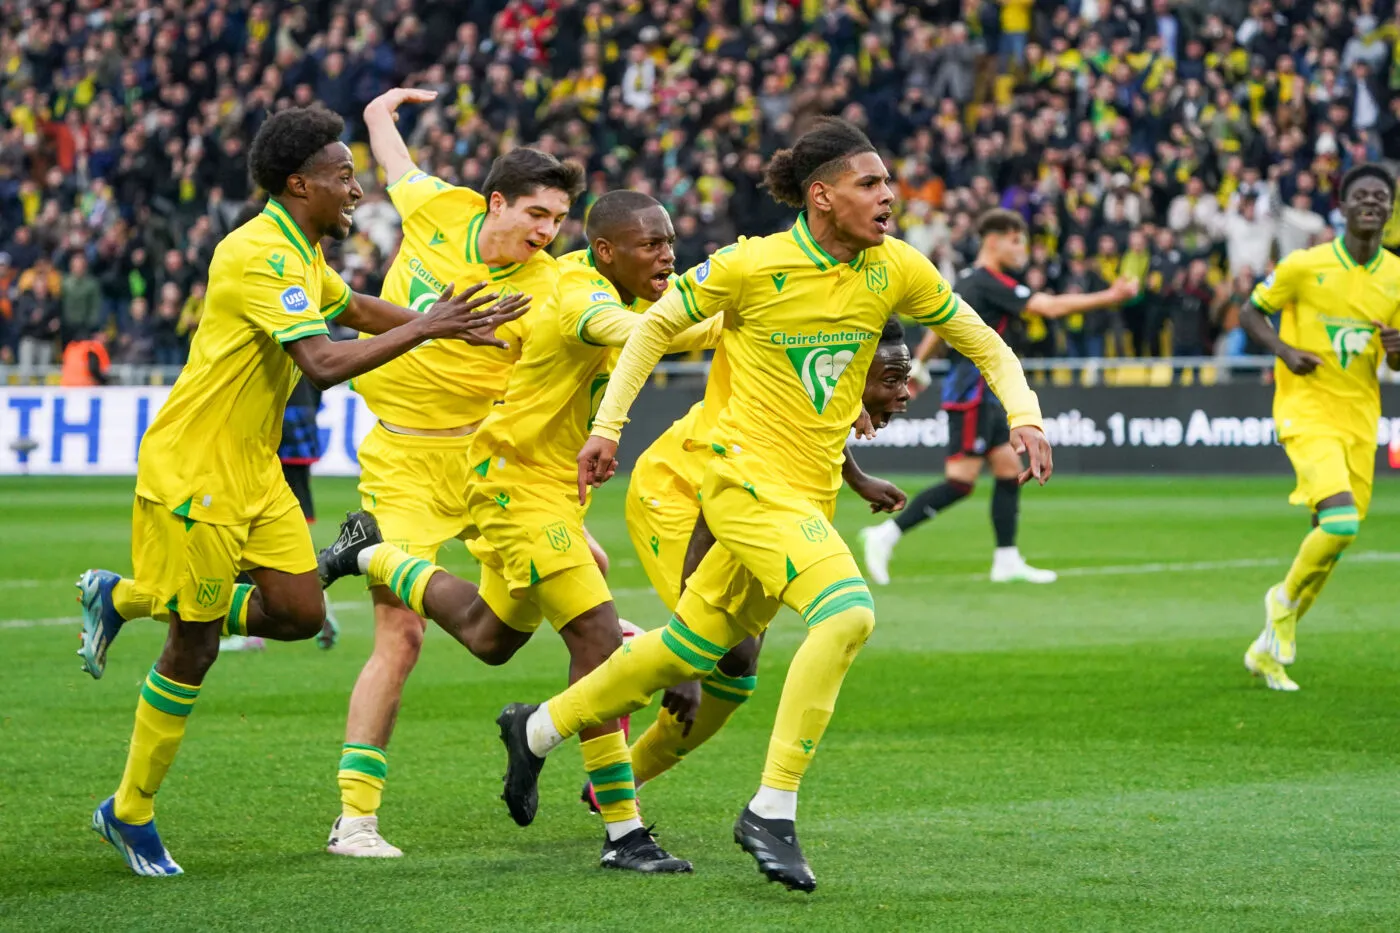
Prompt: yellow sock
<box><xmin>631</xmin><ymin>669</ymin><xmax>756</xmax><ymax>785</ymax></box>
<box><xmin>367</xmin><ymin>545</ymin><xmax>441</xmax><ymax>616</ymax></box>
<box><xmin>548</xmin><ymin>616</ymin><xmax>730</xmax><ymax>739</ymax></box>
<box><xmin>113</xmin><ymin>667</ymin><xmax>201</xmax><ymax>824</ymax></box>
<box><xmin>338</xmin><ymin>743</ymin><xmax>387</xmax><ymax>818</ymax></box>
<box><xmin>762</xmin><ymin>560</ymin><xmax>873</xmax><ymax>792</ymax></box>
<box><xmin>223</xmin><ymin>583</ymin><xmax>254</xmax><ymax>637</ymax></box>
<box><xmin>112</xmin><ymin>578</ymin><xmax>156</xmax><ymax>622</ymax></box>
<box><xmin>1284</xmin><ymin>507</ymin><xmax>1358</xmax><ymax>620</ymax></box>
<box><xmin>580</xmin><ymin>731</ymin><xmax>638</xmax><ymax>825</ymax></box>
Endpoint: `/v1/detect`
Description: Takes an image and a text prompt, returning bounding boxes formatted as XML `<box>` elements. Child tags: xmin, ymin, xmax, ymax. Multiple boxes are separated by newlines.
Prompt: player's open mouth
<box><xmin>524</xmin><ymin>239</ymin><xmax>546</xmax><ymax>251</ymax></box>
<box><xmin>340</xmin><ymin>204</ymin><xmax>356</xmax><ymax>223</ymax></box>
<box><xmin>874</xmin><ymin>211</ymin><xmax>892</xmax><ymax>232</ymax></box>
<box><xmin>650</xmin><ymin>270</ymin><xmax>672</xmax><ymax>289</ymax></box>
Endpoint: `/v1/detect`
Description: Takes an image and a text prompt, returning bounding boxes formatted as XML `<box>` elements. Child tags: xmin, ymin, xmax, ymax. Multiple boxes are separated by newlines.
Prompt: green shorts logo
<box><xmin>196</xmin><ymin>578</ymin><xmax>223</xmax><ymax>608</ymax></box>
<box><xmin>785</xmin><ymin>343</ymin><xmax>860</xmax><ymax>413</ymax></box>
<box><xmin>544</xmin><ymin>521</ymin><xmax>572</xmax><ymax>553</ymax></box>
<box><xmin>1326</xmin><ymin>322</ymin><xmax>1376</xmax><ymax>369</ymax></box>
<box><xmin>799</xmin><ymin>515</ymin><xmax>829</xmax><ymax>543</ymax></box>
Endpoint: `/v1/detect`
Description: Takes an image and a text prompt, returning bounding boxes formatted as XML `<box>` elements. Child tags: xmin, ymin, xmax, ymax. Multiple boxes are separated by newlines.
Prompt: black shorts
<box><xmin>282</xmin><ymin>462</ymin><xmax>315</xmax><ymax>521</ymax></box>
<box><xmin>945</xmin><ymin>394</ymin><xmax>1011</xmax><ymax>458</ymax></box>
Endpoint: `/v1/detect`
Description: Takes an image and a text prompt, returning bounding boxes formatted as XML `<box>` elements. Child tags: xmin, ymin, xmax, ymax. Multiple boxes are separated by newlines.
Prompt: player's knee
<box><xmin>375</xmin><ymin>612</ymin><xmax>426</xmax><ymax>669</ymax></box>
<box><xmin>717</xmin><ymin>636</ymin><xmax>761</xmax><ymax>678</ymax></box>
<box><xmin>564</xmin><ymin>610</ymin><xmax>624</xmax><ymax>670</ymax></box>
<box><xmin>816</xmin><ymin>605</ymin><xmax>876</xmax><ymax>656</ymax></box>
<box><xmin>947</xmin><ymin>479</ymin><xmax>974</xmax><ymax>500</ymax></box>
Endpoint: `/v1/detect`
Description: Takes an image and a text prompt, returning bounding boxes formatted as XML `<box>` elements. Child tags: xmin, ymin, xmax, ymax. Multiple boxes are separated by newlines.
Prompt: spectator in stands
<box><xmin>16</xmin><ymin>276</ymin><xmax>59</xmax><ymax>383</ymax></box>
<box><xmin>60</xmin><ymin>253</ymin><xmax>103</xmax><ymax>343</ymax></box>
<box><xmin>117</xmin><ymin>297</ymin><xmax>156</xmax><ymax>366</ymax></box>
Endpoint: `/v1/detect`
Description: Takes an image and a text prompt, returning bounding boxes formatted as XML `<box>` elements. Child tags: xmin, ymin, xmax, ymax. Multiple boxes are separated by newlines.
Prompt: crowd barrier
<box><xmin>5</xmin><ymin>379</ymin><xmax>1400</xmax><ymax>476</ymax></box>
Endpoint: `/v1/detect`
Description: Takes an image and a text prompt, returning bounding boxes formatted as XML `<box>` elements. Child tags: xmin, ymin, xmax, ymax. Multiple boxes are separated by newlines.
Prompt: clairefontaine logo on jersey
<box><xmin>694</xmin><ymin>259</ymin><xmax>711</xmax><ymax>283</ymax></box>
<box><xmin>785</xmin><ymin>343</ymin><xmax>860</xmax><ymax>414</ymax></box>
<box><xmin>1324</xmin><ymin>321</ymin><xmax>1377</xmax><ymax>369</ymax></box>
<box><xmin>407</xmin><ymin>258</ymin><xmax>447</xmax><ymax>312</ymax></box>
<box><xmin>279</xmin><ymin>286</ymin><xmax>310</xmax><ymax>313</ymax></box>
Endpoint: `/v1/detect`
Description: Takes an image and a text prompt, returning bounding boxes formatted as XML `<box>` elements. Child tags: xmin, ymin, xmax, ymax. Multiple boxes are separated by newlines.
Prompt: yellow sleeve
<box><xmin>319</xmin><ymin>265</ymin><xmax>352</xmax><ymax>322</ymax></box>
<box><xmin>385</xmin><ymin>169</ymin><xmax>477</xmax><ymax>223</ymax></box>
<box><xmin>1249</xmin><ymin>254</ymin><xmax>1303</xmax><ymax>316</ymax></box>
<box><xmin>590</xmin><ymin>247</ymin><xmax>744</xmax><ymax>441</ymax></box>
<box><xmin>935</xmin><ymin>299</ymin><xmax>1042</xmax><ymax>429</ymax></box>
<box><xmin>578</xmin><ymin>300</ymin><xmax>723</xmax><ymax>351</ymax></box>
<box><xmin>891</xmin><ymin>246</ymin><xmax>960</xmax><ymax>328</ymax></box>
<box><xmin>244</xmin><ymin>255</ymin><xmax>330</xmax><ymax>346</ymax></box>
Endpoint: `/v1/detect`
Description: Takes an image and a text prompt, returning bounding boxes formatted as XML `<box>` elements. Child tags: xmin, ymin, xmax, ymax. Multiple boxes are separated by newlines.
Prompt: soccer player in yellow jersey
<box><xmin>1236</xmin><ymin>164</ymin><xmax>1400</xmax><ymax>692</ymax></box>
<box><xmin>324</xmin><ymin>88</ymin><xmax>587</xmax><ymax>859</ymax></box>
<box><xmin>318</xmin><ymin>190</ymin><xmax>720</xmax><ymax>872</ymax></box>
<box><xmin>74</xmin><ymin>105</ymin><xmax>529</xmax><ymax>876</ymax></box>
<box><xmin>582</xmin><ymin>317</ymin><xmax>911</xmax><ymax>805</ymax></box>
<box><xmin>493</xmin><ymin>118</ymin><xmax>1052</xmax><ymax>892</ymax></box>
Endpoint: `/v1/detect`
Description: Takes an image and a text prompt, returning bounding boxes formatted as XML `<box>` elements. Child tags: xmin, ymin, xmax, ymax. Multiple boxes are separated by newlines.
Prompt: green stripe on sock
<box><xmin>339</xmin><ymin>752</ymin><xmax>388</xmax><ymax>780</ymax></box>
<box><xmin>665</xmin><ymin>617</ymin><xmax>725</xmax><ymax>659</ymax></box>
<box><xmin>588</xmin><ymin>762</ymin><xmax>633</xmax><ymax>786</ymax></box>
<box><xmin>660</xmin><ymin>628</ymin><xmax>718</xmax><ymax>673</ymax></box>
<box><xmin>342</xmin><ymin>743</ymin><xmax>385</xmax><ymax>755</ymax></box>
<box><xmin>805</xmin><ymin>590</ymin><xmax>874</xmax><ymax>628</ymax></box>
<box><xmin>147</xmin><ymin>668</ymin><xmax>200</xmax><ymax>700</ymax></box>
<box><xmin>387</xmin><ymin>556</ymin><xmax>412</xmax><ymax>594</ymax></box>
<box><xmin>801</xmin><ymin>577</ymin><xmax>866</xmax><ymax>621</ymax></box>
<box><xmin>701</xmin><ymin>682</ymin><xmax>752</xmax><ymax>704</ymax></box>
<box><xmin>396</xmin><ymin>559</ymin><xmax>432</xmax><ymax>606</ymax></box>
<box><xmin>593</xmin><ymin>786</ymin><xmax>638</xmax><ymax>805</ymax></box>
<box><xmin>1317</xmin><ymin>506</ymin><xmax>1361</xmax><ymax>536</ymax></box>
<box><xmin>227</xmin><ymin>583</ymin><xmax>252</xmax><ymax>637</ymax></box>
<box><xmin>141</xmin><ymin>681</ymin><xmax>196</xmax><ymax>717</ymax></box>
<box><xmin>706</xmin><ymin>670</ymin><xmax>757</xmax><ymax>693</ymax></box>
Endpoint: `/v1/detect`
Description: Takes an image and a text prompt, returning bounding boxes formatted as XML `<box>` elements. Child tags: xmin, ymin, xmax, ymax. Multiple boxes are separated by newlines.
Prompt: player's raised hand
<box><xmin>1279</xmin><ymin>345</ymin><xmax>1323</xmax><ymax>375</ymax></box>
<box><xmin>660</xmin><ymin>681</ymin><xmax>702</xmax><ymax>737</ymax></box>
<box><xmin>1011</xmin><ymin>425</ymin><xmax>1053</xmax><ymax>486</ymax></box>
<box><xmin>419</xmin><ymin>282</ymin><xmax>532</xmax><ymax>348</ymax></box>
<box><xmin>1110</xmin><ymin>277</ymin><xmax>1141</xmax><ymax>301</ymax></box>
<box><xmin>853</xmin><ymin>406</ymin><xmax>876</xmax><ymax>440</ymax></box>
<box><xmin>850</xmin><ymin>473</ymin><xmax>906</xmax><ymax>513</ymax></box>
<box><xmin>1371</xmin><ymin>320</ymin><xmax>1400</xmax><ymax>356</ymax></box>
<box><xmin>366</xmin><ymin>87</ymin><xmax>438</xmax><ymax>120</ymax></box>
<box><xmin>577</xmin><ymin>435</ymin><xmax>620</xmax><ymax>504</ymax></box>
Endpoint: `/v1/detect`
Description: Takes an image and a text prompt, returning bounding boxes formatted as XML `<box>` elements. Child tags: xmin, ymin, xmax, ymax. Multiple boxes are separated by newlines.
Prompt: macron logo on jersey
<box><xmin>280</xmin><ymin>286</ymin><xmax>310</xmax><ymax>313</ymax></box>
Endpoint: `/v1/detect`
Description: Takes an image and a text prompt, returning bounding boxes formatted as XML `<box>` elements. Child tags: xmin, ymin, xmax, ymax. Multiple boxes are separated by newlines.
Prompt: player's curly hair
<box><xmin>484</xmin><ymin>148</ymin><xmax>586</xmax><ymax>205</ymax></box>
<box><xmin>879</xmin><ymin>314</ymin><xmax>905</xmax><ymax>346</ymax></box>
<box><xmin>1340</xmin><ymin>163</ymin><xmax>1396</xmax><ymax>201</ymax></box>
<box><xmin>249</xmin><ymin>104</ymin><xmax>346</xmax><ymax>196</ymax></box>
<box><xmin>762</xmin><ymin>117</ymin><xmax>877</xmax><ymax>208</ymax></box>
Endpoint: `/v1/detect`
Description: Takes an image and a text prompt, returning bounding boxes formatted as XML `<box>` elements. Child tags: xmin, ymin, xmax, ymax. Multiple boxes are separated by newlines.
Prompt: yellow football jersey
<box><xmin>135</xmin><ymin>199</ymin><xmax>350</xmax><ymax>525</ymax></box>
<box><xmin>595</xmin><ymin>214</ymin><xmax>1041</xmax><ymax>499</ymax></box>
<box><xmin>471</xmin><ymin>250</ymin><xmax>718</xmax><ymax>487</ymax></box>
<box><xmin>1251</xmin><ymin>238</ymin><xmax>1400</xmax><ymax>442</ymax></box>
<box><xmin>352</xmin><ymin>169</ymin><xmax>558</xmax><ymax>430</ymax></box>
<box><xmin>636</xmin><ymin>342</ymin><xmax>732</xmax><ymax>498</ymax></box>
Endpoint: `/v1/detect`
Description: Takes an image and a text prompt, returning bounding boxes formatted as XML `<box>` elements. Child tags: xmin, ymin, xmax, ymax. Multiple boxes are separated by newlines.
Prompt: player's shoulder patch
<box><xmin>280</xmin><ymin>285</ymin><xmax>310</xmax><ymax>314</ymax></box>
<box><xmin>695</xmin><ymin>258</ymin><xmax>711</xmax><ymax>283</ymax></box>
<box><xmin>1014</xmin><ymin>284</ymin><xmax>1032</xmax><ymax>299</ymax></box>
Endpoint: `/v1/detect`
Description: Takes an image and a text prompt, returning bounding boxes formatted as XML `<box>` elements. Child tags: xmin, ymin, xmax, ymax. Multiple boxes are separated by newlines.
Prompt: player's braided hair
<box><xmin>1340</xmin><ymin>163</ymin><xmax>1396</xmax><ymax>201</ymax></box>
<box><xmin>248</xmin><ymin>104</ymin><xmax>345</xmax><ymax>196</ymax></box>
<box><xmin>586</xmin><ymin>189</ymin><xmax>663</xmax><ymax>240</ymax></box>
<box><xmin>484</xmin><ymin>148</ymin><xmax>586</xmax><ymax>205</ymax></box>
<box><xmin>762</xmin><ymin>117</ymin><xmax>877</xmax><ymax>208</ymax></box>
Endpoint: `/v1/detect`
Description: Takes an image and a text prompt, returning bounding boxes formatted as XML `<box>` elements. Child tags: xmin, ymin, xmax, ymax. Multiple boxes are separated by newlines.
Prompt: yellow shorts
<box><xmin>132</xmin><ymin>483</ymin><xmax>314</xmax><ymax>623</ymax></box>
<box><xmin>675</xmin><ymin>455</ymin><xmax>844</xmax><ymax>637</ymax></box>
<box><xmin>1283</xmin><ymin>433</ymin><xmax>1376</xmax><ymax>519</ymax></box>
<box><xmin>625</xmin><ymin>459</ymin><xmax>701</xmax><ymax>612</ymax></box>
<box><xmin>358</xmin><ymin>423</ymin><xmax>476</xmax><ymax>563</ymax></box>
<box><xmin>466</xmin><ymin>457</ymin><xmax>611</xmax><ymax>628</ymax></box>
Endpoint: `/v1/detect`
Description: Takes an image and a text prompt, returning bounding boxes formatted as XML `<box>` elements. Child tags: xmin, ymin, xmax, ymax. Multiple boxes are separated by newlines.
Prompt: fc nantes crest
<box><xmin>544</xmin><ymin>521</ymin><xmax>573</xmax><ymax>553</ymax></box>
<box><xmin>864</xmin><ymin>260</ymin><xmax>889</xmax><ymax>294</ymax></box>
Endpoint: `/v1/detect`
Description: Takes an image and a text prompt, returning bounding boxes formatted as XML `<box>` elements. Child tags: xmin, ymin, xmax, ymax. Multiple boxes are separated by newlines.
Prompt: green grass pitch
<box><xmin>3</xmin><ymin>474</ymin><xmax>1400</xmax><ymax>932</ymax></box>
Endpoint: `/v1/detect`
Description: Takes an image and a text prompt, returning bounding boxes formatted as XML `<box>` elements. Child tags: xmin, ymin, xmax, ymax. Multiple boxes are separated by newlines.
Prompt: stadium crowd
<box><xmin>3</xmin><ymin>0</ymin><xmax>1400</xmax><ymax>382</ymax></box>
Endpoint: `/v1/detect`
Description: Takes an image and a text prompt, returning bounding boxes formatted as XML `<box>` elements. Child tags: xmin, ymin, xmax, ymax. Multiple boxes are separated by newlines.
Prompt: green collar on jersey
<box><xmin>1331</xmin><ymin>237</ymin><xmax>1384</xmax><ymax>274</ymax></box>
<box><xmin>262</xmin><ymin>199</ymin><xmax>316</xmax><ymax>265</ymax></box>
<box><xmin>465</xmin><ymin>212</ymin><xmax>525</xmax><ymax>281</ymax></box>
<box><xmin>792</xmin><ymin>211</ymin><xmax>867</xmax><ymax>273</ymax></box>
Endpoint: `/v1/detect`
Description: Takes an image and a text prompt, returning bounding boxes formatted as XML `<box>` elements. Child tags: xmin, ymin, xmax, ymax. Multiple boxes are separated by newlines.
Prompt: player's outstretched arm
<box><xmin>576</xmin><ymin>288</ymin><xmax>701</xmax><ymax>502</ymax></box>
<box><xmin>286</xmin><ymin>283</ymin><xmax>530</xmax><ymax>390</ymax></box>
<box><xmin>333</xmin><ymin>289</ymin><xmax>522</xmax><ymax>348</ymax></box>
<box><xmin>1025</xmin><ymin>278</ymin><xmax>1138</xmax><ymax>319</ymax></box>
<box><xmin>933</xmin><ymin>300</ymin><xmax>1052</xmax><ymax>484</ymax></box>
<box><xmin>579</xmin><ymin>302</ymin><xmax>723</xmax><ymax>352</ymax></box>
<box><xmin>1238</xmin><ymin>301</ymin><xmax>1321</xmax><ymax>375</ymax></box>
<box><xmin>364</xmin><ymin>88</ymin><xmax>438</xmax><ymax>186</ymax></box>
